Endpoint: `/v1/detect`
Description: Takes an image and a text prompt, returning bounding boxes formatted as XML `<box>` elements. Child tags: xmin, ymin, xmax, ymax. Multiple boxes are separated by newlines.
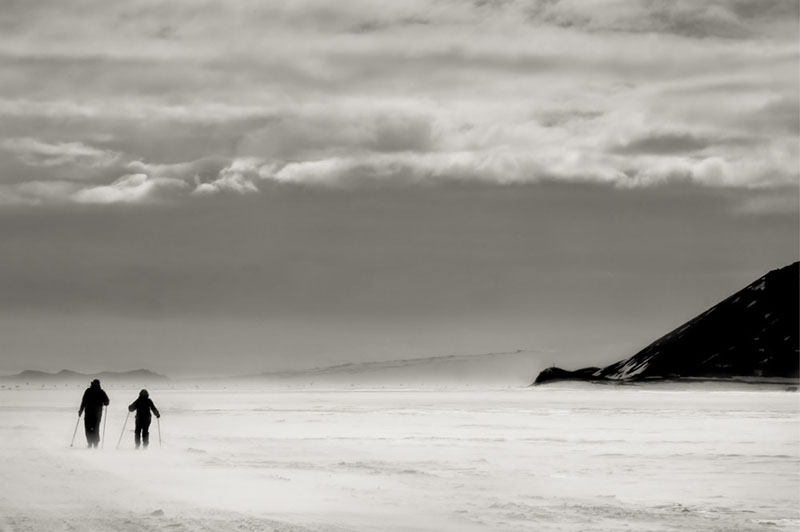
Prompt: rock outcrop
<box><xmin>534</xmin><ymin>262</ymin><xmax>799</xmax><ymax>385</ymax></box>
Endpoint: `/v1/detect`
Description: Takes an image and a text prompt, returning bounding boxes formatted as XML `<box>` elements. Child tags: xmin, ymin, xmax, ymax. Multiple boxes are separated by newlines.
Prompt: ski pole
<box><xmin>157</xmin><ymin>416</ymin><xmax>162</xmax><ymax>448</ymax></box>
<box><xmin>101</xmin><ymin>405</ymin><xmax>108</xmax><ymax>448</ymax></box>
<box><xmin>70</xmin><ymin>412</ymin><xmax>81</xmax><ymax>447</ymax></box>
<box><xmin>116</xmin><ymin>411</ymin><xmax>130</xmax><ymax>450</ymax></box>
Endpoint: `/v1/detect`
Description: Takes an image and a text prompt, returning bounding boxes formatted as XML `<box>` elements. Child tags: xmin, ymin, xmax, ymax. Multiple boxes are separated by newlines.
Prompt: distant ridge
<box><xmin>535</xmin><ymin>262</ymin><xmax>800</xmax><ymax>385</ymax></box>
<box><xmin>238</xmin><ymin>349</ymin><xmax>544</xmax><ymax>384</ymax></box>
<box><xmin>1</xmin><ymin>369</ymin><xmax>169</xmax><ymax>382</ymax></box>
<box><xmin>254</xmin><ymin>350</ymin><xmax>534</xmax><ymax>376</ymax></box>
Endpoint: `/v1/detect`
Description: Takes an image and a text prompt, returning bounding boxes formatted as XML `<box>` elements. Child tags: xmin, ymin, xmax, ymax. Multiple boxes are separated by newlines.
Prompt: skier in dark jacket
<box><xmin>78</xmin><ymin>379</ymin><xmax>110</xmax><ymax>448</ymax></box>
<box><xmin>128</xmin><ymin>389</ymin><xmax>160</xmax><ymax>449</ymax></box>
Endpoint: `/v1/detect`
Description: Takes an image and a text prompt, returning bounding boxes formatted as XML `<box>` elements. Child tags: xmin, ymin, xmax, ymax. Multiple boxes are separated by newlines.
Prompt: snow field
<box><xmin>0</xmin><ymin>384</ymin><xmax>798</xmax><ymax>531</ymax></box>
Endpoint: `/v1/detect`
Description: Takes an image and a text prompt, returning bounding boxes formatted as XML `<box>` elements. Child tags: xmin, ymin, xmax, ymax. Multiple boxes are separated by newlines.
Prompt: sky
<box><xmin>0</xmin><ymin>0</ymin><xmax>797</xmax><ymax>377</ymax></box>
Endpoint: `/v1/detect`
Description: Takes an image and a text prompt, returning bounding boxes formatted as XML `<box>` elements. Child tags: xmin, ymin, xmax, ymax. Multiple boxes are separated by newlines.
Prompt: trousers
<box><xmin>84</xmin><ymin>408</ymin><xmax>103</xmax><ymax>447</ymax></box>
<box><xmin>134</xmin><ymin>416</ymin><xmax>152</xmax><ymax>448</ymax></box>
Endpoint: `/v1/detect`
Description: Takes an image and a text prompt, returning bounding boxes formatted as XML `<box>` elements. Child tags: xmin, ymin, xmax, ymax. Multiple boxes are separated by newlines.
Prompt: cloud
<box><xmin>0</xmin><ymin>0</ymin><xmax>795</xmax><ymax>211</ymax></box>
<box><xmin>192</xmin><ymin>159</ymin><xmax>261</xmax><ymax>195</ymax></box>
<box><xmin>269</xmin><ymin>151</ymin><xmax>610</xmax><ymax>188</ymax></box>
<box><xmin>749</xmin><ymin>95</ymin><xmax>800</xmax><ymax>135</ymax></box>
<box><xmin>73</xmin><ymin>174</ymin><xmax>189</xmax><ymax>204</ymax></box>
<box><xmin>526</xmin><ymin>0</ymin><xmax>799</xmax><ymax>39</ymax></box>
<box><xmin>0</xmin><ymin>137</ymin><xmax>122</xmax><ymax>169</ymax></box>
<box><xmin>237</xmin><ymin>112</ymin><xmax>435</xmax><ymax>160</ymax></box>
<box><xmin>127</xmin><ymin>157</ymin><xmax>230</xmax><ymax>182</ymax></box>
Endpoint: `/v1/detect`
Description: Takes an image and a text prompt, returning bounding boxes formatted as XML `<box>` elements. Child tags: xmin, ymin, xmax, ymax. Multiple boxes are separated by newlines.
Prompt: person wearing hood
<box><xmin>78</xmin><ymin>379</ymin><xmax>110</xmax><ymax>448</ymax></box>
<box><xmin>128</xmin><ymin>389</ymin><xmax>160</xmax><ymax>449</ymax></box>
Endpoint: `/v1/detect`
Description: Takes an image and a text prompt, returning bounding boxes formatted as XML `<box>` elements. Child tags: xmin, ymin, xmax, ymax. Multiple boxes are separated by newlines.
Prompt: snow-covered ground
<box><xmin>0</xmin><ymin>383</ymin><xmax>797</xmax><ymax>531</ymax></box>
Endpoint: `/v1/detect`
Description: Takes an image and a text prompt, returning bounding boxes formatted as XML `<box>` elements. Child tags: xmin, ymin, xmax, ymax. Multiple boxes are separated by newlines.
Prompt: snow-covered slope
<box><xmin>535</xmin><ymin>262</ymin><xmax>799</xmax><ymax>384</ymax></box>
<box><xmin>240</xmin><ymin>350</ymin><xmax>545</xmax><ymax>386</ymax></box>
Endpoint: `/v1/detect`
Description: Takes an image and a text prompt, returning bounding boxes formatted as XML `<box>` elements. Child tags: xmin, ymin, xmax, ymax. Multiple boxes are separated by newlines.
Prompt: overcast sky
<box><xmin>0</xmin><ymin>0</ymin><xmax>797</xmax><ymax>377</ymax></box>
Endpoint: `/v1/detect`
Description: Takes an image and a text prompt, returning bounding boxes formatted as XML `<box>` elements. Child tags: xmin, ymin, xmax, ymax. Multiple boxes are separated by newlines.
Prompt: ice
<box><xmin>0</xmin><ymin>383</ymin><xmax>798</xmax><ymax>531</ymax></box>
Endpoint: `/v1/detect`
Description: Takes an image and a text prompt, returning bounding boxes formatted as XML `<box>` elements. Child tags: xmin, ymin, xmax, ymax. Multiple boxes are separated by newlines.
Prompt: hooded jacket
<box><xmin>128</xmin><ymin>390</ymin><xmax>160</xmax><ymax>420</ymax></box>
<box><xmin>79</xmin><ymin>380</ymin><xmax>109</xmax><ymax>417</ymax></box>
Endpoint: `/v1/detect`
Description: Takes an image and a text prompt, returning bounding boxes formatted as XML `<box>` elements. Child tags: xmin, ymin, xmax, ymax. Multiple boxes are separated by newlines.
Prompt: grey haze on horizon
<box><xmin>0</xmin><ymin>0</ymin><xmax>797</xmax><ymax>377</ymax></box>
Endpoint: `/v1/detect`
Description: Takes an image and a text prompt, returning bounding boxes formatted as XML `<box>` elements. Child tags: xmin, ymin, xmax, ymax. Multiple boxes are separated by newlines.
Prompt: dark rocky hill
<box><xmin>534</xmin><ymin>262</ymin><xmax>799</xmax><ymax>385</ymax></box>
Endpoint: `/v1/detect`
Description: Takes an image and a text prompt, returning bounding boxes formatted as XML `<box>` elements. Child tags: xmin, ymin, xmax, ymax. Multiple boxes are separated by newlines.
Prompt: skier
<box><xmin>128</xmin><ymin>389</ymin><xmax>160</xmax><ymax>449</ymax></box>
<box><xmin>78</xmin><ymin>379</ymin><xmax>110</xmax><ymax>448</ymax></box>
